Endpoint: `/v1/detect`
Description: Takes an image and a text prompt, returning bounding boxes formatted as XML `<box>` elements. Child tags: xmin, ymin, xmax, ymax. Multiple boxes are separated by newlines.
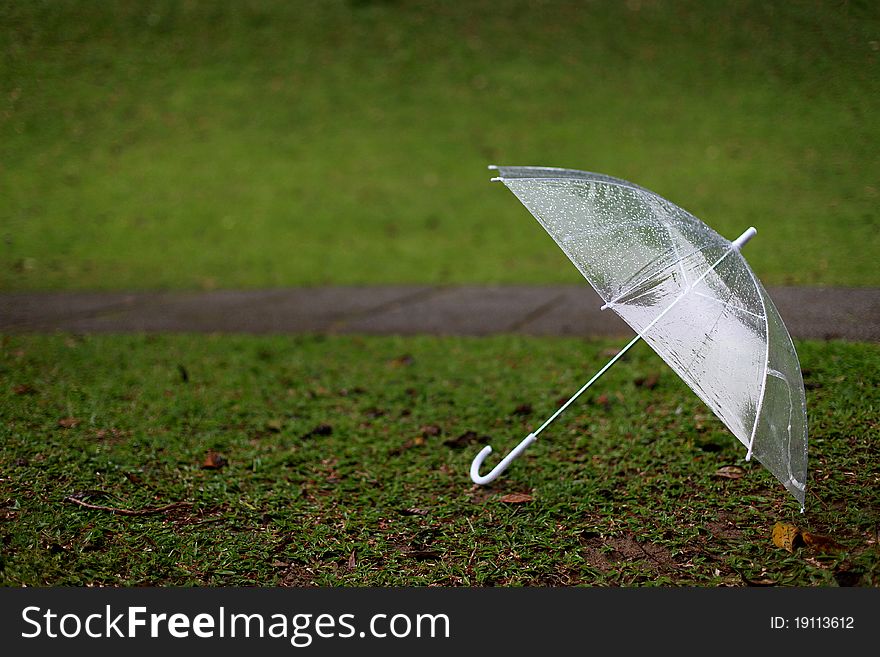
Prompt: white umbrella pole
<box><xmin>469</xmin><ymin>332</ymin><xmax>642</xmax><ymax>485</ymax></box>
<box><xmin>470</xmin><ymin>226</ymin><xmax>757</xmax><ymax>485</ymax></box>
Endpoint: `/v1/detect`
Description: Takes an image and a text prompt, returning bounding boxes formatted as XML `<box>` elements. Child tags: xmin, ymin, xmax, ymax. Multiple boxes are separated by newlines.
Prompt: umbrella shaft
<box><xmin>533</xmin><ymin>332</ymin><xmax>643</xmax><ymax>437</ymax></box>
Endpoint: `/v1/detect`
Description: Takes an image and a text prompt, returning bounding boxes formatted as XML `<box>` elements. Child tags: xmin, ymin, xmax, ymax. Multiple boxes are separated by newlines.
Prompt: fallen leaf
<box><xmin>512</xmin><ymin>403</ymin><xmax>533</xmax><ymax>416</ymax></box>
<box><xmin>202</xmin><ymin>451</ymin><xmax>227</xmax><ymax>470</ymax></box>
<box><xmin>772</xmin><ymin>522</ymin><xmax>804</xmax><ymax>552</ymax></box>
<box><xmin>389</xmin><ymin>436</ymin><xmax>426</xmax><ymax>456</ymax></box>
<box><xmin>499</xmin><ymin>492</ymin><xmax>533</xmax><ymax>504</ymax></box>
<box><xmin>266</xmin><ymin>419</ymin><xmax>283</xmax><ymax>433</ymax></box>
<box><xmin>742</xmin><ymin>574</ymin><xmax>777</xmax><ymax>587</ymax></box>
<box><xmin>407</xmin><ymin>550</ymin><xmax>442</xmax><ymax>561</ymax></box>
<box><xmin>302</xmin><ymin>423</ymin><xmax>332</xmax><ymax>439</ymax></box>
<box><xmin>802</xmin><ymin>531</ymin><xmax>841</xmax><ymax>553</ymax></box>
<box><xmin>58</xmin><ymin>417</ymin><xmax>80</xmax><ymax>429</ymax></box>
<box><xmin>443</xmin><ymin>431</ymin><xmax>489</xmax><ymax>449</ymax></box>
<box><xmin>714</xmin><ymin>465</ymin><xmax>745</xmax><ymax>479</ymax></box>
<box><xmin>833</xmin><ymin>566</ymin><xmax>862</xmax><ymax>587</ymax></box>
<box><xmin>389</xmin><ymin>354</ymin><xmax>415</xmax><ymax>367</ymax></box>
<box><xmin>347</xmin><ymin>550</ymin><xmax>356</xmax><ymax>570</ymax></box>
<box><xmin>419</xmin><ymin>424</ymin><xmax>441</xmax><ymax>437</ymax></box>
<box><xmin>595</xmin><ymin>394</ymin><xmax>611</xmax><ymax>410</ymax></box>
<box><xmin>68</xmin><ymin>489</ymin><xmax>112</xmax><ymax>501</ymax></box>
<box><xmin>634</xmin><ymin>373</ymin><xmax>660</xmax><ymax>389</ymax></box>
<box><xmin>95</xmin><ymin>428</ymin><xmax>125</xmax><ymax>442</ymax></box>
<box><xmin>399</xmin><ymin>507</ymin><xmax>428</xmax><ymax>516</ymax></box>
<box><xmin>13</xmin><ymin>384</ymin><xmax>37</xmax><ymax>395</ymax></box>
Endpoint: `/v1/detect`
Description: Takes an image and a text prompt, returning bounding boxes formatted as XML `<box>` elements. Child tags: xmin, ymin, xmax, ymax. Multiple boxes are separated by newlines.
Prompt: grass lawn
<box><xmin>2</xmin><ymin>1</ymin><xmax>878</xmax><ymax>291</ymax></box>
<box><xmin>1</xmin><ymin>333</ymin><xmax>877</xmax><ymax>586</ymax></box>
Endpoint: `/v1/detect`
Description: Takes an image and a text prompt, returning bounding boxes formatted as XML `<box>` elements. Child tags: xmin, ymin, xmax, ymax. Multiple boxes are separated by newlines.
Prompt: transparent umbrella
<box><xmin>469</xmin><ymin>166</ymin><xmax>808</xmax><ymax>510</ymax></box>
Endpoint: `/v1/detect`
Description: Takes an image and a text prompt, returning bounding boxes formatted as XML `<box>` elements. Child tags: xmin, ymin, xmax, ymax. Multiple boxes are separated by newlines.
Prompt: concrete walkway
<box><xmin>2</xmin><ymin>286</ymin><xmax>878</xmax><ymax>341</ymax></box>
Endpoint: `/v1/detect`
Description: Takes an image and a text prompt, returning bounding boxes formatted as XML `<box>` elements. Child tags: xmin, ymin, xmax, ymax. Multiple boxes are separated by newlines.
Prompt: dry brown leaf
<box><xmin>347</xmin><ymin>550</ymin><xmax>356</xmax><ymax>570</ymax></box>
<box><xmin>772</xmin><ymin>521</ymin><xmax>804</xmax><ymax>552</ymax></box>
<box><xmin>13</xmin><ymin>384</ymin><xmax>37</xmax><ymax>395</ymax></box>
<box><xmin>302</xmin><ymin>423</ymin><xmax>332</xmax><ymax>439</ymax></box>
<box><xmin>499</xmin><ymin>492</ymin><xmax>533</xmax><ymax>504</ymax></box>
<box><xmin>802</xmin><ymin>531</ymin><xmax>841</xmax><ymax>553</ymax></box>
<box><xmin>399</xmin><ymin>508</ymin><xmax>428</xmax><ymax>516</ymax></box>
<box><xmin>512</xmin><ymin>404</ymin><xmax>533</xmax><ymax>416</ymax></box>
<box><xmin>634</xmin><ymin>373</ymin><xmax>660</xmax><ymax>389</ymax></box>
<box><xmin>443</xmin><ymin>431</ymin><xmax>488</xmax><ymax>449</ymax></box>
<box><xmin>58</xmin><ymin>417</ymin><xmax>80</xmax><ymax>429</ymax></box>
<box><xmin>714</xmin><ymin>465</ymin><xmax>745</xmax><ymax>480</ymax></box>
<box><xmin>389</xmin><ymin>435</ymin><xmax>425</xmax><ymax>456</ymax></box>
<box><xmin>266</xmin><ymin>419</ymin><xmax>283</xmax><ymax>433</ymax></box>
<box><xmin>95</xmin><ymin>428</ymin><xmax>125</xmax><ymax>441</ymax></box>
<box><xmin>408</xmin><ymin>550</ymin><xmax>442</xmax><ymax>561</ymax></box>
<box><xmin>202</xmin><ymin>450</ymin><xmax>227</xmax><ymax>470</ymax></box>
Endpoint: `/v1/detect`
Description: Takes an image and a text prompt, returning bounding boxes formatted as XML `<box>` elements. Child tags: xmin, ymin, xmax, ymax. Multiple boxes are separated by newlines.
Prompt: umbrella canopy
<box><xmin>473</xmin><ymin>166</ymin><xmax>808</xmax><ymax>508</ymax></box>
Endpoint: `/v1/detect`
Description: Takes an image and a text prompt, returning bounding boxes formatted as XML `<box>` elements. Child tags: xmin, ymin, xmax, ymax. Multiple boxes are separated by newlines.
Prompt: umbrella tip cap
<box><xmin>732</xmin><ymin>226</ymin><xmax>758</xmax><ymax>251</ymax></box>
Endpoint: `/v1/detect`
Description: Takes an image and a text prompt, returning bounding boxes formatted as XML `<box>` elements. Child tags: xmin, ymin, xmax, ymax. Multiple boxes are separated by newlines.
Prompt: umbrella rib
<box><xmin>745</xmin><ymin>267</ymin><xmax>770</xmax><ymax>462</ymax></box>
<box><xmin>768</xmin><ymin>368</ymin><xmax>804</xmax><ymax>493</ymax></box>
<box><xmin>692</xmin><ymin>291</ymin><xmax>764</xmax><ymax>320</ymax></box>
<box><xmin>646</xmin><ymin>194</ymin><xmax>689</xmax><ymax>287</ymax></box>
<box><xmin>500</xmin><ymin>174</ymin><xmax>713</xmax><ymax>235</ymax></box>
<box><xmin>601</xmin><ymin>242</ymin><xmax>717</xmax><ymax>310</ymax></box>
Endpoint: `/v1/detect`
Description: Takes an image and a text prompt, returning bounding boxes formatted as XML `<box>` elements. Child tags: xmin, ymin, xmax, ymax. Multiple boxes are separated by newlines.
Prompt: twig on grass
<box><xmin>634</xmin><ymin>539</ymin><xmax>667</xmax><ymax>568</ymax></box>
<box><xmin>64</xmin><ymin>497</ymin><xmax>191</xmax><ymax>516</ymax></box>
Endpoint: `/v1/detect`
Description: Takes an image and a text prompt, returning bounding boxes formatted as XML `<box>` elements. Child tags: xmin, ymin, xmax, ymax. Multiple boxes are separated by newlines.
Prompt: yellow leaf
<box><xmin>772</xmin><ymin>522</ymin><xmax>803</xmax><ymax>552</ymax></box>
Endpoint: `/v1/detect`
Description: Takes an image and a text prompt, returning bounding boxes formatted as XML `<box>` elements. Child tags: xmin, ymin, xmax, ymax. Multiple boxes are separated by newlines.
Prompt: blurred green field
<box><xmin>2</xmin><ymin>1</ymin><xmax>878</xmax><ymax>291</ymax></box>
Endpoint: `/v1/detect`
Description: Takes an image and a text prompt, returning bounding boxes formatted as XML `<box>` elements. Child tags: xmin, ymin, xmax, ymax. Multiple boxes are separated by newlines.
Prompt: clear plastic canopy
<box><xmin>492</xmin><ymin>166</ymin><xmax>808</xmax><ymax>506</ymax></box>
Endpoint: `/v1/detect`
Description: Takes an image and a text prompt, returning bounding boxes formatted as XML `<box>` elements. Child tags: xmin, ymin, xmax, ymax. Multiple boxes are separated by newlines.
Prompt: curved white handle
<box><xmin>470</xmin><ymin>433</ymin><xmax>537</xmax><ymax>485</ymax></box>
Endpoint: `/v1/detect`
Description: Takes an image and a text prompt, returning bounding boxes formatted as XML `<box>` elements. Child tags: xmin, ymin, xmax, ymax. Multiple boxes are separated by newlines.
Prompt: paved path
<box><xmin>1</xmin><ymin>286</ymin><xmax>878</xmax><ymax>341</ymax></box>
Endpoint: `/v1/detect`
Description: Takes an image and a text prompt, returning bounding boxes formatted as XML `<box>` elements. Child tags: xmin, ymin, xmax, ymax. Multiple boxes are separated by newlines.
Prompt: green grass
<box><xmin>2</xmin><ymin>1</ymin><xmax>878</xmax><ymax>291</ymax></box>
<box><xmin>1</xmin><ymin>333</ymin><xmax>877</xmax><ymax>586</ymax></box>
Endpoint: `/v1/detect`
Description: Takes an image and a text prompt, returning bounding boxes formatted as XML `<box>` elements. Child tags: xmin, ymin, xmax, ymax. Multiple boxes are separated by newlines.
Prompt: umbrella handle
<box><xmin>470</xmin><ymin>433</ymin><xmax>537</xmax><ymax>485</ymax></box>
